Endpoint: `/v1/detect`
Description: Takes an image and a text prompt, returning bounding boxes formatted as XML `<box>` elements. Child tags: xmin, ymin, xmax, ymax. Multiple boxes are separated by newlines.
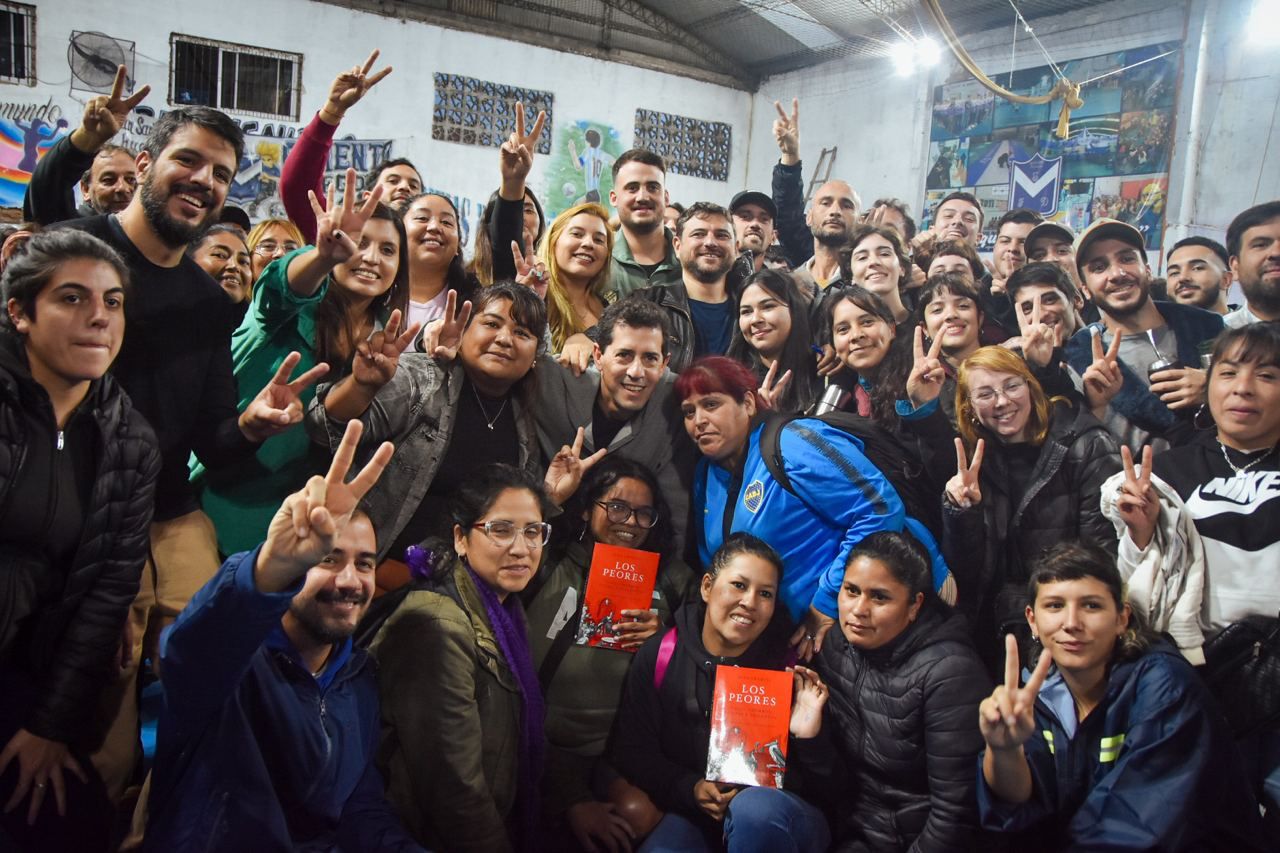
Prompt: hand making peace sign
<box><xmin>256</xmin><ymin>419</ymin><xmax>395</xmax><ymax>589</ymax></box>
<box><xmin>1082</xmin><ymin>327</ymin><xmax>1124</xmax><ymax>418</ymax></box>
<box><xmin>756</xmin><ymin>361</ymin><xmax>793</xmax><ymax>412</ymax></box>
<box><xmin>544</xmin><ymin>426</ymin><xmax>608</xmax><ymax>507</ymax></box>
<box><xmin>906</xmin><ymin>326</ymin><xmax>947</xmax><ymax>409</ymax></box>
<box><xmin>239</xmin><ymin>352</ymin><xmax>331</xmax><ymax>443</ymax></box>
<box><xmin>945</xmin><ymin>437</ymin><xmax>985</xmax><ymax>509</ymax></box>
<box><xmin>500</xmin><ymin>101</ymin><xmax>548</xmax><ymax>187</ymax></box>
<box><xmin>511</xmin><ymin>239</ymin><xmax>548</xmax><ymax>299</ymax></box>
<box><xmin>1116</xmin><ymin>445</ymin><xmax>1159</xmax><ymax>550</ymax></box>
<box><xmin>1020</xmin><ymin>300</ymin><xmax>1065</xmax><ymax>369</ymax></box>
<box><xmin>350</xmin><ymin>309</ymin><xmax>422</xmax><ymax>389</ymax></box>
<box><xmin>321</xmin><ymin>49</ymin><xmax>392</xmax><ymax>123</ymax></box>
<box><xmin>75</xmin><ymin>64</ymin><xmax>151</xmax><ymax>152</ymax></box>
<box><xmin>979</xmin><ymin>633</ymin><xmax>1054</xmax><ymax>751</ymax></box>
<box><xmin>309</xmin><ymin>167</ymin><xmax>385</xmax><ymax>264</ymax></box>
<box><xmin>773</xmin><ymin>98</ymin><xmax>800</xmax><ymax>166</ymax></box>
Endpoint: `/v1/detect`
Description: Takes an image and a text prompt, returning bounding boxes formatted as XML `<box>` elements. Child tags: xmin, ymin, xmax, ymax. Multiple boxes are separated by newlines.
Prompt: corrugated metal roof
<box><xmin>320</xmin><ymin>0</ymin><xmax>1129</xmax><ymax>90</ymax></box>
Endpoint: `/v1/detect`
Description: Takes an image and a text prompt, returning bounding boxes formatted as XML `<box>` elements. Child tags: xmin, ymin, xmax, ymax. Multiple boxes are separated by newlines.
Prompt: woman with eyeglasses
<box><xmin>524</xmin><ymin>457</ymin><xmax>696</xmax><ymax>850</ymax></box>
<box><xmin>941</xmin><ymin>346</ymin><xmax>1120</xmax><ymax>675</ymax></box>
<box><xmin>246</xmin><ymin>218</ymin><xmax>305</xmax><ymax>284</ymax></box>
<box><xmin>366</xmin><ymin>464</ymin><xmax>554</xmax><ymax>852</ymax></box>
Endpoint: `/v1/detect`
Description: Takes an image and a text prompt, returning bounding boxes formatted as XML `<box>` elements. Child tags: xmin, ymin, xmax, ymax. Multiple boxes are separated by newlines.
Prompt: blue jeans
<box><xmin>1242</xmin><ymin>729</ymin><xmax>1280</xmax><ymax>833</ymax></box>
<box><xmin>639</xmin><ymin>787</ymin><xmax>830</xmax><ymax>853</ymax></box>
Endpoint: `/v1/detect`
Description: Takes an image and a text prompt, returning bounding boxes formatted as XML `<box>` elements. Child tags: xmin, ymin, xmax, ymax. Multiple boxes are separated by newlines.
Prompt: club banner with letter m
<box><xmin>1009</xmin><ymin>154</ymin><xmax>1063</xmax><ymax>216</ymax></box>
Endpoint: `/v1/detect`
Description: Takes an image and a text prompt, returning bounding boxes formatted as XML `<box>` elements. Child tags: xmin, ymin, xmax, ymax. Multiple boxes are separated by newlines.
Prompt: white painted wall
<box><xmin>17</xmin><ymin>0</ymin><xmax>753</xmax><ymax>242</ymax></box>
<box><xmin>14</xmin><ymin>0</ymin><xmax>1278</xmax><ymax>263</ymax></box>
<box><xmin>746</xmin><ymin>0</ymin><xmax>1280</xmax><ymax>265</ymax></box>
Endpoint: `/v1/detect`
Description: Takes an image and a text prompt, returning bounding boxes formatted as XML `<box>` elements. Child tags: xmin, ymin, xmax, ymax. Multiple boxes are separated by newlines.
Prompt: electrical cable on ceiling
<box><xmin>921</xmin><ymin>0</ymin><xmax>1083</xmax><ymax>138</ymax></box>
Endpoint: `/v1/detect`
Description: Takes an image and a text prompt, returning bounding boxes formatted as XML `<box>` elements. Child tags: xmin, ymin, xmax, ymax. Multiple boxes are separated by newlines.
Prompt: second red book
<box><xmin>574</xmin><ymin>542</ymin><xmax>660</xmax><ymax>652</ymax></box>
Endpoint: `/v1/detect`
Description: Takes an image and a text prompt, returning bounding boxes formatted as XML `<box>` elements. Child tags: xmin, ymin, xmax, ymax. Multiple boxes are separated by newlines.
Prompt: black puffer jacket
<box><xmin>941</xmin><ymin>402</ymin><xmax>1120</xmax><ymax>673</ymax></box>
<box><xmin>0</xmin><ymin>330</ymin><xmax>160</xmax><ymax>747</ymax></box>
<box><xmin>809</xmin><ymin>606</ymin><xmax>988</xmax><ymax>853</ymax></box>
<box><xmin>609</xmin><ymin>599</ymin><xmax>792</xmax><ymax>827</ymax></box>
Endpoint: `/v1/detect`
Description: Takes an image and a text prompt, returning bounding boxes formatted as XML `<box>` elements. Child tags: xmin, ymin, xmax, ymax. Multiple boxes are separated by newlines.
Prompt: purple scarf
<box><xmin>406</xmin><ymin>547</ymin><xmax>545</xmax><ymax>849</ymax></box>
<box><xmin>465</xmin><ymin>563</ymin><xmax>544</xmax><ymax>851</ymax></box>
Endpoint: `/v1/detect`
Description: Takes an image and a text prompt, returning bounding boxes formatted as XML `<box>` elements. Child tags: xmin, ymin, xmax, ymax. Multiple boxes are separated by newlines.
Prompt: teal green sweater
<box><xmin>192</xmin><ymin>249</ymin><xmax>327</xmax><ymax>555</ymax></box>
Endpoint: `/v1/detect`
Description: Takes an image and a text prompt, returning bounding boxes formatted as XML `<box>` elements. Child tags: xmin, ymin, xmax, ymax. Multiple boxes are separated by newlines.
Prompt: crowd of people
<box><xmin>2</xmin><ymin>50</ymin><xmax>1279</xmax><ymax>853</ymax></box>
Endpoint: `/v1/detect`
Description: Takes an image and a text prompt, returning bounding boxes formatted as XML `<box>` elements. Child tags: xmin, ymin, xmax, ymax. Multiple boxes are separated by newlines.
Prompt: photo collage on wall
<box><xmin>922</xmin><ymin>42</ymin><xmax>1180</xmax><ymax>254</ymax></box>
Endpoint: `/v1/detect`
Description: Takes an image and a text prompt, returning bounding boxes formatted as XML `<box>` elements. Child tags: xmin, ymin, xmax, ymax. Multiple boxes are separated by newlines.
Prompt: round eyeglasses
<box><xmin>594</xmin><ymin>500</ymin><xmax>658</xmax><ymax>529</ymax></box>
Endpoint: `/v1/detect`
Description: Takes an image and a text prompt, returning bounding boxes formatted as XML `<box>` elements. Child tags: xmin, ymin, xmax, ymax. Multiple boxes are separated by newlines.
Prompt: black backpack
<box><xmin>758</xmin><ymin>411</ymin><xmax>942</xmax><ymax>538</ymax></box>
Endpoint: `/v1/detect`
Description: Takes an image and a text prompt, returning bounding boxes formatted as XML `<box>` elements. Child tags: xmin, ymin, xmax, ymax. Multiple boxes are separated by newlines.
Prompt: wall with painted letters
<box><xmin>12</xmin><ymin>0</ymin><xmax>752</xmax><ymax>246</ymax></box>
<box><xmin>11</xmin><ymin>0</ymin><xmax>1278</xmax><ymax>263</ymax></box>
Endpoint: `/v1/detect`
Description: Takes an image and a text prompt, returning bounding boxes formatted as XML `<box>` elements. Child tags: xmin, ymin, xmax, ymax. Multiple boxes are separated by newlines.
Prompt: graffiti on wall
<box><xmin>0</xmin><ymin>99</ymin><xmax>70</xmax><ymax>208</ymax></box>
<box><xmin>542</xmin><ymin>120</ymin><xmax>624</xmax><ymax>219</ymax></box>
<box><xmin>922</xmin><ymin>41</ymin><xmax>1181</xmax><ymax>253</ymax></box>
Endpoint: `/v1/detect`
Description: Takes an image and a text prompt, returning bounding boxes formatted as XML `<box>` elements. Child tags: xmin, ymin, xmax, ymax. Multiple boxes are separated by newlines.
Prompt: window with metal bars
<box><xmin>0</xmin><ymin>1</ymin><xmax>34</xmax><ymax>85</ymax></box>
<box><xmin>169</xmin><ymin>34</ymin><xmax>300</xmax><ymax>121</ymax></box>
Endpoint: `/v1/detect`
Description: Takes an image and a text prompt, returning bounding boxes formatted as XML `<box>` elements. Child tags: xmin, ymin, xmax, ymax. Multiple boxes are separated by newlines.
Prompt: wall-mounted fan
<box><xmin>68</xmin><ymin>31</ymin><xmax>137</xmax><ymax>95</ymax></box>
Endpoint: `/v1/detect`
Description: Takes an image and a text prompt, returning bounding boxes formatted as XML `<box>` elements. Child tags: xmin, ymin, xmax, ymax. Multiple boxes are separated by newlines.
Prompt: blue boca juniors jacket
<box><xmin>978</xmin><ymin>643</ymin><xmax>1266</xmax><ymax>852</ymax></box>
<box><xmin>694</xmin><ymin>419</ymin><xmax>947</xmax><ymax>621</ymax></box>
<box><xmin>144</xmin><ymin>548</ymin><xmax>422</xmax><ymax>853</ymax></box>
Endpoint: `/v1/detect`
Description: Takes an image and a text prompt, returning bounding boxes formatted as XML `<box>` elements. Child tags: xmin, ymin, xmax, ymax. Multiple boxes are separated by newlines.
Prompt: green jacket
<box><xmin>193</xmin><ymin>249</ymin><xmax>327</xmax><ymax>555</ymax></box>
<box><xmin>370</xmin><ymin>561</ymin><xmax>522</xmax><ymax>853</ymax></box>
<box><xmin>524</xmin><ymin>539</ymin><xmax>695</xmax><ymax>817</ymax></box>
<box><xmin>608</xmin><ymin>227</ymin><xmax>682</xmax><ymax>299</ymax></box>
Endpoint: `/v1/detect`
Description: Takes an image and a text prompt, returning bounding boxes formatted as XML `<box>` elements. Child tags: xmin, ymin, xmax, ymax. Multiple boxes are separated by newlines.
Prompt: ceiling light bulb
<box><xmin>915</xmin><ymin>36</ymin><xmax>942</xmax><ymax>67</ymax></box>
<box><xmin>891</xmin><ymin>40</ymin><xmax>916</xmax><ymax>75</ymax></box>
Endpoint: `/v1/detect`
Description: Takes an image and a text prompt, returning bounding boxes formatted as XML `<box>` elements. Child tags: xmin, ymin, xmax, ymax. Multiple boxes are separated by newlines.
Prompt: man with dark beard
<box><xmin>787</xmin><ymin>179</ymin><xmax>859</xmax><ymax>301</ymax></box>
<box><xmin>57</xmin><ymin>106</ymin><xmax>327</xmax><ymax>801</ymax></box>
<box><xmin>1225</xmin><ymin>201</ymin><xmax>1280</xmax><ymax>328</ymax></box>
<box><xmin>640</xmin><ymin>202</ymin><xmax>739</xmax><ymax>371</ymax></box>
<box><xmin>144</xmin><ymin>423</ymin><xmax>422</xmax><ymax>851</ymax></box>
<box><xmin>608</xmin><ymin>148</ymin><xmax>683</xmax><ymax>297</ymax></box>
<box><xmin>1166</xmin><ymin>236</ymin><xmax>1232</xmax><ymax>315</ymax></box>
<box><xmin>1064</xmin><ymin>219</ymin><xmax>1224</xmax><ymax>452</ymax></box>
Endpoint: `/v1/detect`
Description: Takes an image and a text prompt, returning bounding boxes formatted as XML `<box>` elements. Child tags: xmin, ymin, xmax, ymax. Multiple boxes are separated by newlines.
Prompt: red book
<box><xmin>574</xmin><ymin>542</ymin><xmax>660</xmax><ymax>652</ymax></box>
<box><xmin>706</xmin><ymin>666</ymin><xmax>793</xmax><ymax>789</ymax></box>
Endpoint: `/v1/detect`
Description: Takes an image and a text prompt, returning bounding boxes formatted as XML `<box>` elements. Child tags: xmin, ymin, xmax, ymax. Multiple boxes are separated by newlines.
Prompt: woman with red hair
<box><xmin>676</xmin><ymin>356</ymin><xmax>950</xmax><ymax>657</ymax></box>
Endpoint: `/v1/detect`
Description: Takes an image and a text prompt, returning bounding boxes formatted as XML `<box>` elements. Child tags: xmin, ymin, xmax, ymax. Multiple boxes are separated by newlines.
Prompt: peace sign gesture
<box><xmin>945</xmin><ymin>437</ymin><xmax>984</xmax><ymax>509</ymax></box>
<box><xmin>512</xmin><ymin>240</ymin><xmax>548</xmax><ymax>299</ymax></box>
<box><xmin>351</xmin><ymin>309</ymin><xmax>422</xmax><ymax>390</ymax></box>
<box><xmin>256</xmin><ymin>419</ymin><xmax>395</xmax><ymax>590</ymax></box>
<box><xmin>74</xmin><ymin>64</ymin><xmax>151</xmax><ymax>151</ymax></box>
<box><xmin>500</xmin><ymin>100</ymin><xmax>548</xmax><ymax>186</ymax></box>
<box><xmin>239</xmin><ymin>351</ymin><xmax>331</xmax><ymax>443</ymax></box>
<box><xmin>427</xmin><ymin>290</ymin><xmax>473</xmax><ymax>360</ymax></box>
<box><xmin>309</xmin><ymin>167</ymin><xmax>384</xmax><ymax>263</ymax></box>
<box><xmin>1020</xmin><ymin>300</ymin><xmax>1064</xmax><ymax>369</ymax></box>
<box><xmin>544</xmin><ymin>426</ymin><xmax>608</xmax><ymax>507</ymax></box>
<box><xmin>773</xmin><ymin>98</ymin><xmax>800</xmax><ymax>166</ymax></box>
<box><xmin>979</xmin><ymin>634</ymin><xmax>1053</xmax><ymax>751</ymax></box>
<box><xmin>321</xmin><ymin>49</ymin><xmax>392</xmax><ymax>123</ymax></box>
<box><xmin>756</xmin><ymin>361</ymin><xmax>793</xmax><ymax>412</ymax></box>
<box><xmin>1116</xmin><ymin>445</ymin><xmax>1158</xmax><ymax>549</ymax></box>
<box><xmin>1082</xmin><ymin>327</ymin><xmax>1124</xmax><ymax>418</ymax></box>
<box><xmin>906</xmin><ymin>326</ymin><xmax>947</xmax><ymax>409</ymax></box>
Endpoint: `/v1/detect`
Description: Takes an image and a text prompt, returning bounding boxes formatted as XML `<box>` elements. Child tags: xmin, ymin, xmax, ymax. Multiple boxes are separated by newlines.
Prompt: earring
<box><xmin>1192</xmin><ymin>404</ymin><xmax>1214</xmax><ymax>431</ymax></box>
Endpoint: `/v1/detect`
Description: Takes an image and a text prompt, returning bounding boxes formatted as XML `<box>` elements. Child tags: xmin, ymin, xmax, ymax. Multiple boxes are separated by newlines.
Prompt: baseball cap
<box><xmin>729</xmin><ymin>190</ymin><xmax>777</xmax><ymax>220</ymax></box>
<box><xmin>1025</xmin><ymin>220</ymin><xmax>1075</xmax><ymax>251</ymax></box>
<box><xmin>1074</xmin><ymin>218</ymin><xmax>1147</xmax><ymax>272</ymax></box>
<box><xmin>219</xmin><ymin>204</ymin><xmax>252</xmax><ymax>233</ymax></box>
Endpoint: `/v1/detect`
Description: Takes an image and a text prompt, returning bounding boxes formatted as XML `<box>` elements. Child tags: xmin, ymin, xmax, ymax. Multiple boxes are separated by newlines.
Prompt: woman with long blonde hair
<box><xmin>537</xmin><ymin>202</ymin><xmax>615</xmax><ymax>353</ymax></box>
<box><xmin>940</xmin><ymin>345</ymin><xmax>1120</xmax><ymax>675</ymax></box>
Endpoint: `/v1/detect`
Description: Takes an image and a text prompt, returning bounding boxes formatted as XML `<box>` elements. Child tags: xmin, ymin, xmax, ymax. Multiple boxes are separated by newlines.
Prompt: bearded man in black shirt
<box><xmin>58</xmin><ymin>106</ymin><xmax>326</xmax><ymax>803</ymax></box>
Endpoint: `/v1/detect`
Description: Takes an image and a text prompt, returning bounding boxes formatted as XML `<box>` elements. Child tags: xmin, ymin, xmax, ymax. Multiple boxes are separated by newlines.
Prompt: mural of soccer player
<box><xmin>568</xmin><ymin>128</ymin><xmax>615</xmax><ymax>204</ymax></box>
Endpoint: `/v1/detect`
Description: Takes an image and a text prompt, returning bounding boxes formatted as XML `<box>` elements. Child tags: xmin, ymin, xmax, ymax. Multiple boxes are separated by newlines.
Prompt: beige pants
<box><xmin>91</xmin><ymin>509</ymin><xmax>222</xmax><ymax>802</ymax></box>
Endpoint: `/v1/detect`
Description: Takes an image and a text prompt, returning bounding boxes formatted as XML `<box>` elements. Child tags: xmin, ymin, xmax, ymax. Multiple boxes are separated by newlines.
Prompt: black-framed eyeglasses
<box><xmin>470</xmin><ymin>520</ymin><xmax>551</xmax><ymax>548</ymax></box>
<box><xmin>594</xmin><ymin>500</ymin><xmax>658</xmax><ymax>529</ymax></box>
